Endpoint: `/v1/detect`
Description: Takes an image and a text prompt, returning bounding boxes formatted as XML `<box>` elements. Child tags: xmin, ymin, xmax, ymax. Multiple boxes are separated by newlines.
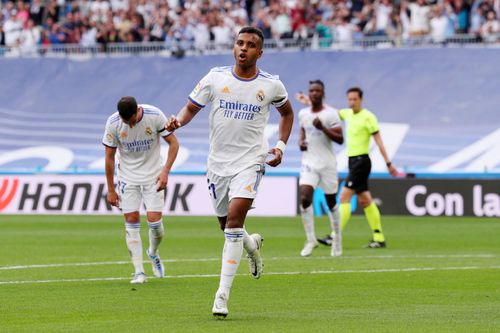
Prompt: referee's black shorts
<box><xmin>345</xmin><ymin>154</ymin><xmax>371</xmax><ymax>193</ymax></box>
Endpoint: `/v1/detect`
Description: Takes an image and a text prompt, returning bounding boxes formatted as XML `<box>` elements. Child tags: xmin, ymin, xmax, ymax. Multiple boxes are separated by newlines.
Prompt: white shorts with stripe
<box><xmin>299</xmin><ymin>163</ymin><xmax>338</xmax><ymax>195</ymax></box>
<box><xmin>206</xmin><ymin>164</ymin><xmax>265</xmax><ymax>217</ymax></box>
<box><xmin>117</xmin><ymin>180</ymin><xmax>165</xmax><ymax>214</ymax></box>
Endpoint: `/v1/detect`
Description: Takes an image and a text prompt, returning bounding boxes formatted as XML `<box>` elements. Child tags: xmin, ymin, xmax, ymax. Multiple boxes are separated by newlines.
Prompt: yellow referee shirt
<box><xmin>339</xmin><ymin>108</ymin><xmax>379</xmax><ymax>157</ymax></box>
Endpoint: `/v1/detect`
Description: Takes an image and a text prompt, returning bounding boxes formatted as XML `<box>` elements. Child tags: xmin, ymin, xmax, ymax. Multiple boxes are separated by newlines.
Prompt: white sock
<box><xmin>327</xmin><ymin>205</ymin><xmax>340</xmax><ymax>238</ymax></box>
<box><xmin>242</xmin><ymin>229</ymin><xmax>257</xmax><ymax>254</ymax></box>
<box><xmin>218</xmin><ymin>228</ymin><xmax>244</xmax><ymax>295</ymax></box>
<box><xmin>300</xmin><ymin>206</ymin><xmax>316</xmax><ymax>243</ymax></box>
<box><xmin>125</xmin><ymin>222</ymin><xmax>144</xmax><ymax>274</ymax></box>
<box><xmin>148</xmin><ymin>220</ymin><xmax>164</xmax><ymax>256</ymax></box>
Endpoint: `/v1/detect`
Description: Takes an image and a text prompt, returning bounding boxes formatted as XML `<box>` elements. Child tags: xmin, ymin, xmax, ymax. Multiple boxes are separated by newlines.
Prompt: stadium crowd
<box><xmin>1</xmin><ymin>0</ymin><xmax>499</xmax><ymax>52</ymax></box>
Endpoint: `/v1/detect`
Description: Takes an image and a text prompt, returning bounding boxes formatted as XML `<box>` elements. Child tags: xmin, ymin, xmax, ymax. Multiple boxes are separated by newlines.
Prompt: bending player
<box><xmin>103</xmin><ymin>96</ymin><xmax>179</xmax><ymax>283</ymax></box>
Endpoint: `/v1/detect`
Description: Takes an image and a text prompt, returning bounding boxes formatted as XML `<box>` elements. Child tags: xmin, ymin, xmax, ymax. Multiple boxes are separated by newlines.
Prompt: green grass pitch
<box><xmin>0</xmin><ymin>214</ymin><xmax>499</xmax><ymax>332</ymax></box>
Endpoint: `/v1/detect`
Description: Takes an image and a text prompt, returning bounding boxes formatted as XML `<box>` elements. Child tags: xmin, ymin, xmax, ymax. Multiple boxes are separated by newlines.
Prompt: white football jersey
<box><xmin>102</xmin><ymin>104</ymin><xmax>170</xmax><ymax>185</ymax></box>
<box><xmin>298</xmin><ymin>105</ymin><xmax>341</xmax><ymax>169</ymax></box>
<box><xmin>189</xmin><ymin>66</ymin><xmax>288</xmax><ymax>176</ymax></box>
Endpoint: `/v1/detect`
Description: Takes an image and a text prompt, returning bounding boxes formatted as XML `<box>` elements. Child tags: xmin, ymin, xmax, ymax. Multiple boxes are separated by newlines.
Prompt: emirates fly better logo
<box><xmin>0</xmin><ymin>178</ymin><xmax>19</xmax><ymax>211</ymax></box>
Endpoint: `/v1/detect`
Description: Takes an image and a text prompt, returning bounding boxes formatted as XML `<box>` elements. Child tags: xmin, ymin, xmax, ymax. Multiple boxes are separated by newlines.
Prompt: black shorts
<box><xmin>345</xmin><ymin>155</ymin><xmax>371</xmax><ymax>193</ymax></box>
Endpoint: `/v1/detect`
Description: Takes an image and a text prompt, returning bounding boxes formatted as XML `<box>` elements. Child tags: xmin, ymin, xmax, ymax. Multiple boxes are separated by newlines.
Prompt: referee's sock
<box><xmin>340</xmin><ymin>203</ymin><xmax>351</xmax><ymax>230</ymax></box>
<box><xmin>364</xmin><ymin>203</ymin><xmax>385</xmax><ymax>243</ymax></box>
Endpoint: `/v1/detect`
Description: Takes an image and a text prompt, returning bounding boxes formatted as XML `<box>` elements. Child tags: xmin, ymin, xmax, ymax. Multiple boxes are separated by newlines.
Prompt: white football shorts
<box><xmin>118</xmin><ymin>180</ymin><xmax>165</xmax><ymax>214</ymax></box>
<box><xmin>206</xmin><ymin>164</ymin><xmax>265</xmax><ymax>217</ymax></box>
<box><xmin>299</xmin><ymin>163</ymin><xmax>338</xmax><ymax>194</ymax></box>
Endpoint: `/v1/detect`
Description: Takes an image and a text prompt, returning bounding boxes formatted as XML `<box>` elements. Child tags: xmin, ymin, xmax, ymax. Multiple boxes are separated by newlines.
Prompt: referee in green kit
<box><xmin>320</xmin><ymin>87</ymin><xmax>398</xmax><ymax>249</ymax></box>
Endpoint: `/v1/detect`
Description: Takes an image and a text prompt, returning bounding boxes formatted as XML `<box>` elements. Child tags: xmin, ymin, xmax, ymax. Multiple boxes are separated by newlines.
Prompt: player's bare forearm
<box><xmin>276</xmin><ymin>100</ymin><xmax>294</xmax><ymax>143</ymax></box>
<box><xmin>298</xmin><ymin>127</ymin><xmax>307</xmax><ymax>151</ymax></box>
<box><xmin>323</xmin><ymin>126</ymin><xmax>344</xmax><ymax>145</ymax></box>
<box><xmin>373</xmin><ymin>132</ymin><xmax>398</xmax><ymax>176</ymax></box>
<box><xmin>104</xmin><ymin>146</ymin><xmax>120</xmax><ymax>206</ymax></box>
<box><xmin>163</xmin><ymin>133</ymin><xmax>179</xmax><ymax>172</ymax></box>
<box><xmin>104</xmin><ymin>146</ymin><xmax>117</xmax><ymax>193</ymax></box>
<box><xmin>166</xmin><ymin>101</ymin><xmax>201</xmax><ymax>132</ymax></box>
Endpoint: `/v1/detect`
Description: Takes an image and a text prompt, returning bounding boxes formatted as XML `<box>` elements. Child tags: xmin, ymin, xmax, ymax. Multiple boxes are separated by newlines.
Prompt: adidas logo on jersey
<box><xmin>221</xmin><ymin>86</ymin><xmax>230</xmax><ymax>94</ymax></box>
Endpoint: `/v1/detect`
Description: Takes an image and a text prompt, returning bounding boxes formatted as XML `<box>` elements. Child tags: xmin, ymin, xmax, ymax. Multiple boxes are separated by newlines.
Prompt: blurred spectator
<box><xmin>3</xmin><ymin>14</ymin><xmax>22</xmax><ymax>46</ymax></box>
<box><xmin>334</xmin><ymin>16</ymin><xmax>357</xmax><ymax>47</ymax></box>
<box><xmin>20</xmin><ymin>19</ymin><xmax>40</xmax><ymax>54</ymax></box>
<box><xmin>45</xmin><ymin>0</ymin><xmax>60</xmax><ymax>24</ymax></box>
<box><xmin>430</xmin><ymin>5</ymin><xmax>449</xmax><ymax>43</ymax></box>
<box><xmin>481</xmin><ymin>10</ymin><xmax>500</xmax><ymax>41</ymax></box>
<box><xmin>271</xmin><ymin>4</ymin><xmax>292</xmax><ymax>39</ymax></box>
<box><xmin>0</xmin><ymin>22</ymin><xmax>5</xmax><ymax>46</ymax></box>
<box><xmin>405</xmin><ymin>0</ymin><xmax>431</xmax><ymax>37</ymax></box>
<box><xmin>253</xmin><ymin>8</ymin><xmax>272</xmax><ymax>39</ymax></box>
<box><xmin>212</xmin><ymin>17</ymin><xmax>232</xmax><ymax>47</ymax></box>
<box><xmin>451</xmin><ymin>0</ymin><xmax>470</xmax><ymax>33</ymax></box>
<box><xmin>371</xmin><ymin>0</ymin><xmax>393</xmax><ymax>36</ymax></box>
<box><xmin>80</xmin><ymin>23</ymin><xmax>97</xmax><ymax>46</ymax></box>
<box><xmin>29</xmin><ymin>0</ymin><xmax>45</xmax><ymax>26</ymax></box>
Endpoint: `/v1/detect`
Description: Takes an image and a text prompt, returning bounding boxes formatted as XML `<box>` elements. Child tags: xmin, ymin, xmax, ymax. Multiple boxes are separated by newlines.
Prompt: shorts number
<box><xmin>118</xmin><ymin>181</ymin><xmax>127</xmax><ymax>194</ymax></box>
<box><xmin>207</xmin><ymin>179</ymin><xmax>217</xmax><ymax>199</ymax></box>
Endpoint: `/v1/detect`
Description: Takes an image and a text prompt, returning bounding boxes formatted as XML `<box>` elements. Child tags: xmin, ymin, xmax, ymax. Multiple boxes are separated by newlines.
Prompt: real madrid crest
<box><xmin>256</xmin><ymin>89</ymin><xmax>265</xmax><ymax>102</ymax></box>
<box><xmin>119</xmin><ymin>131</ymin><xmax>127</xmax><ymax>139</ymax></box>
<box><xmin>145</xmin><ymin>127</ymin><xmax>153</xmax><ymax>135</ymax></box>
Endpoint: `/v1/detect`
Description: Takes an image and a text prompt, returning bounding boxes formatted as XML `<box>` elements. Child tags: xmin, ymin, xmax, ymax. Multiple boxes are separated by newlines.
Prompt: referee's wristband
<box><xmin>275</xmin><ymin>140</ymin><xmax>286</xmax><ymax>153</ymax></box>
<box><xmin>386</xmin><ymin>161</ymin><xmax>392</xmax><ymax>167</ymax></box>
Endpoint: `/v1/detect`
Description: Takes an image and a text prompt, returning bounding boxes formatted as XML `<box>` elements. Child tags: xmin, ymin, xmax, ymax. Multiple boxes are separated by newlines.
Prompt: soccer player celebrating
<box><xmin>103</xmin><ymin>96</ymin><xmax>179</xmax><ymax>283</ymax></box>
<box><xmin>166</xmin><ymin>27</ymin><xmax>294</xmax><ymax>318</ymax></box>
<box><xmin>297</xmin><ymin>80</ymin><xmax>344</xmax><ymax>257</ymax></box>
<box><xmin>333</xmin><ymin>87</ymin><xmax>398</xmax><ymax>248</ymax></box>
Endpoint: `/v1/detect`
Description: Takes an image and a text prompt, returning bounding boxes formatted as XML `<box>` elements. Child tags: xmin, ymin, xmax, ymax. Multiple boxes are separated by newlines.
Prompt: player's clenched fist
<box><xmin>107</xmin><ymin>191</ymin><xmax>120</xmax><ymax>207</ymax></box>
<box><xmin>165</xmin><ymin>115</ymin><xmax>182</xmax><ymax>132</ymax></box>
<box><xmin>266</xmin><ymin>148</ymin><xmax>283</xmax><ymax>167</ymax></box>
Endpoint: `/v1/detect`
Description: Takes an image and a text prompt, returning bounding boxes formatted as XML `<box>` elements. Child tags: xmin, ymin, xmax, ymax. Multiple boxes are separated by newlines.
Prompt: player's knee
<box><xmin>358</xmin><ymin>196</ymin><xmax>371</xmax><ymax>208</ymax></box>
<box><xmin>301</xmin><ymin>197</ymin><xmax>312</xmax><ymax>209</ymax></box>
<box><xmin>147</xmin><ymin>212</ymin><xmax>162</xmax><ymax>222</ymax></box>
<box><xmin>217</xmin><ymin>216</ymin><xmax>227</xmax><ymax>231</ymax></box>
<box><xmin>124</xmin><ymin>212</ymin><xmax>140</xmax><ymax>223</ymax></box>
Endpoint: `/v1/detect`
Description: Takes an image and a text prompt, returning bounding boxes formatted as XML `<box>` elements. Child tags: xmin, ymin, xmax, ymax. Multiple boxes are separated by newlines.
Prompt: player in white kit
<box><xmin>298</xmin><ymin>80</ymin><xmax>344</xmax><ymax>257</ymax></box>
<box><xmin>166</xmin><ymin>27</ymin><xmax>294</xmax><ymax>318</ymax></box>
<box><xmin>103</xmin><ymin>96</ymin><xmax>179</xmax><ymax>284</ymax></box>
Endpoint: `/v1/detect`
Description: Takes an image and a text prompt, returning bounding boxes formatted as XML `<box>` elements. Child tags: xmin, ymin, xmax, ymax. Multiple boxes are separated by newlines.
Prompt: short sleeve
<box><xmin>271</xmin><ymin>79</ymin><xmax>288</xmax><ymax>108</ymax></box>
<box><xmin>327</xmin><ymin>109</ymin><xmax>341</xmax><ymax>128</ymax></box>
<box><xmin>156</xmin><ymin>111</ymin><xmax>170</xmax><ymax>137</ymax></box>
<box><xmin>188</xmin><ymin>71</ymin><xmax>213</xmax><ymax>108</ymax></box>
<box><xmin>102</xmin><ymin>118</ymin><xmax>118</xmax><ymax>148</ymax></box>
<box><xmin>339</xmin><ymin>109</ymin><xmax>348</xmax><ymax>120</ymax></box>
<box><xmin>298</xmin><ymin>109</ymin><xmax>305</xmax><ymax>127</ymax></box>
<box><xmin>367</xmin><ymin>112</ymin><xmax>379</xmax><ymax>134</ymax></box>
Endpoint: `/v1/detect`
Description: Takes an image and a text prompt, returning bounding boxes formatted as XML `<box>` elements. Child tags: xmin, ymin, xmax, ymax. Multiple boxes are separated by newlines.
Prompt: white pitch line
<box><xmin>0</xmin><ymin>254</ymin><xmax>496</xmax><ymax>271</ymax></box>
<box><xmin>1</xmin><ymin>266</ymin><xmax>500</xmax><ymax>285</ymax></box>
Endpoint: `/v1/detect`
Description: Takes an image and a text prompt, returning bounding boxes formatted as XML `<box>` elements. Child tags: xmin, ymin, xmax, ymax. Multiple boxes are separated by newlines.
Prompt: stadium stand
<box><xmin>1</xmin><ymin>0</ymin><xmax>499</xmax><ymax>56</ymax></box>
<box><xmin>0</xmin><ymin>47</ymin><xmax>499</xmax><ymax>173</ymax></box>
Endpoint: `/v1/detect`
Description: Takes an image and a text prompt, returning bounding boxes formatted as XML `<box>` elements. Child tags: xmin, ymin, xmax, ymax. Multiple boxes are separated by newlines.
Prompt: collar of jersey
<box><xmin>134</xmin><ymin>107</ymin><xmax>144</xmax><ymax>125</ymax></box>
<box><xmin>231</xmin><ymin>67</ymin><xmax>260</xmax><ymax>82</ymax></box>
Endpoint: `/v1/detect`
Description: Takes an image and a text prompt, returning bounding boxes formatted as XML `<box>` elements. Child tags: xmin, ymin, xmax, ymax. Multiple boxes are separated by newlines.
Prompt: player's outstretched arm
<box><xmin>372</xmin><ymin>132</ymin><xmax>398</xmax><ymax>176</ymax></box>
<box><xmin>166</xmin><ymin>101</ymin><xmax>201</xmax><ymax>132</ymax></box>
<box><xmin>267</xmin><ymin>100</ymin><xmax>294</xmax><ymax>167</ymax></box>
<box><xmin>157</xmin><ymin>133</ymin><xmax>180</xmax><ymax>192</ymax></box>
<box><xmin>104</xmin><ymin>146</ymin><xmax>120</xmax><ymax>207</ymax></box>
